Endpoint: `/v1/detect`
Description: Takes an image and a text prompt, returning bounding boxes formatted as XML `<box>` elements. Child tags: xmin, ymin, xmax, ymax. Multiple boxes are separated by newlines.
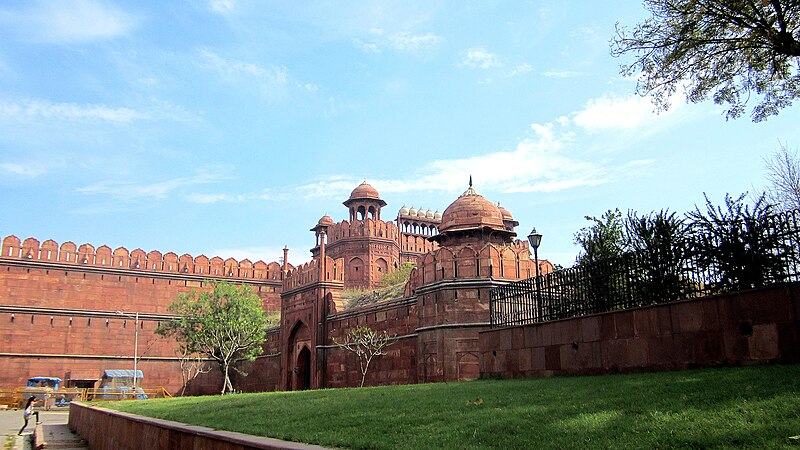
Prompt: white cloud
<box><xmin>572</xmin><ymin>94</ymin><xmax>660</xmax><ymax>131</ymax></box>
<box><xmin>0</xmin><ymin>99</ymin><xmax>148</xmax><ymax>123</ymax></box>
<box><xmin>354</xmin><ymin>29</ymin><xmax>442</xmax><ymax>54</ymax></box>
<box><xmin>209</xmin><ymin>0</ymin><xmax>235</xmax><ymax>14</ymax></box>
<box><xmin>78</xmin><ymin>172</ymin><xmax>226</xmax><ymax>200</ymax></box>
<box><xmin>186</xmin><ymin>193</ymin><xmax>246</xmax><ymax>204</ymax></box>
<box><xmin>506</xmin><ymin>64</ymin><xmax>533</xmax><ymax>77</ymax></box>
<box><xmin>198</xmin><ymin>49</ymin><xmax>288</xmax><ymax>84</ymax></box>
<box><xmin>277</xmin><ymin>121</ymin><xmax>648</xmax><ymax>199</ymax></box>
<box><xmin>353</xmin><ymin>39</ymin><xmax>382</xmax><ymax>54</ymax></box>
<box><xmin>0</xmin><ymin>162</ymin><xmax>46</xmax><ymax>177</ymax></box>
<box><xmin>388</xmin><ymin>32</ymin><xmax>442</xmax><ymax>51</ymax></box>
<box><xmin>6</xmin><ymin>0</ymin><xmax>138</xmax><ymax>43</ymax></box>
<box><xmin>542</xmin><ymin>70</ymin><xmax>582</xmax><ymax>79</ymax></box>
<box><xmin>459</xmin><ymin>48</ymin><xmax>503</xmax><ymax>69</ymax></box>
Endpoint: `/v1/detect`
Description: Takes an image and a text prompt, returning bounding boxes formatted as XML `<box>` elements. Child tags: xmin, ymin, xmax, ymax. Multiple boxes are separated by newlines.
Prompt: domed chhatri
<box><xmin>347</xmin><ymin>181</ymin><xmax>383</xmax><ymax>202</ymax></box>
<box><xmin>310</xmin><ymin>214</ymin><xmax>335</xmax><ymax>233</ymax></box>
<box><xmin>343</xmin><ymin>180</ymin><xmax>386</xmax><ymax>221</ymax></box>
<box><xmin>436</xmin><ymin>181</ymin><xmax>508</xmax><ymax>235</ymax></box>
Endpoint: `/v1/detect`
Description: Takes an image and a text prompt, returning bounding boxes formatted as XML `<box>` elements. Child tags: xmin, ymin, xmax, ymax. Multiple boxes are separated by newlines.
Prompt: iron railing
<box><xmin>491</xmin><ymin>209</ymin><xmax>800</xmax><ymax>327</ymax></box>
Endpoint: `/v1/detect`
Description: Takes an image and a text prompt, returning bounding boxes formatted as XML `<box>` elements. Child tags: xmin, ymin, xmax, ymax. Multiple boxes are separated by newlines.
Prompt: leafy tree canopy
<box><xmin>156</xmin><ymin>281</ymin><xmax>272</xmax><ymax>394</ymax></box>
<box><xmin>611</xmin><ymin>0</ymin><xmax>800</xmax><ymax>121</ymax></box>
<box><xmin>574</xmin><ymin>209</ymin><xmax>625</xmax><ymax>264</ymax></box>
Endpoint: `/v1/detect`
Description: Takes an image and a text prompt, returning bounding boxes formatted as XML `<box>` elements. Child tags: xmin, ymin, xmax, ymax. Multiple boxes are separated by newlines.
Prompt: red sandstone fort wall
<box><xmin>0</xmin><ymin>235</ymin><xmax>284</xmax><ymax>394</ymax></box>
<box><xmin>323</xmin><ymin>297</ymin><xmax>419</xmax><ymax>388</ymax></box>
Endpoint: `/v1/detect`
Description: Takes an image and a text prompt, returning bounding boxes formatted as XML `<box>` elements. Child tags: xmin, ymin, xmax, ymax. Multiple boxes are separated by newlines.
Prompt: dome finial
<box><xmin>461</xmin><ymin>175</ymin><xmax>478</xmax><ymax>197</ymax></box>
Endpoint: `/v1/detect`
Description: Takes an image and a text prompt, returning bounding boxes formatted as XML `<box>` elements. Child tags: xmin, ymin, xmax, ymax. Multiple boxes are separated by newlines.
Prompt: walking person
<box><xmin>18</xmin><ymin>396</ymin><xmax>41</xmax><ymax>435</ymax></box>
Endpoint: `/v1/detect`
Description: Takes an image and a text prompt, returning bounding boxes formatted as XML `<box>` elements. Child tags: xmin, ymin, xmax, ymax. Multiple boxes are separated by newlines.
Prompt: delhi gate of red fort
<box><xmin>0</xmin><ymin>181</ymin><xmax>551</xmax><ymax>394</ymax></box>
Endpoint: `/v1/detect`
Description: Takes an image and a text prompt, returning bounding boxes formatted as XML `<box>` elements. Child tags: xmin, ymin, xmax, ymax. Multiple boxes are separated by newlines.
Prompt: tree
<box><xmin>573</xmin><ymin>209</ymin><xmax>626</xmax><ymax>313</ymax></box>
<box><xmin>687</xmin><ymin>193</ymin><xmax>791</xmax><ymax>291</ymax></box>
<box><xmin>156</xmin><ymin>281</ymin><xmax>270</xmax><ymax>394</ymax></box>
<box><xmin>764</xmin><ymin>143</ymin><xmax>800</xmax><ymax>211</ymax></box>
<box><xmin>174</xmin><ymin>345</ymin><xmax>212</xmax><ymax>396</ymax></box>
<box><xmin>334</xmin><ymin>326</ymin><xmax>395</xmax><ymax>388</ymax></box>
<box><xmin>626</xmin><ymin>209</ymin><xmax>691</xmax><ymax>303</ymax></box>
<box><xmin>574</xmin><ymin>209</ymin><xmax>625</xmax><ymax>264</ymax></box>
<box><xmin>610</xmin><ymin>0</ymin><xmax>800</xmax><ymax>122</ymax></box>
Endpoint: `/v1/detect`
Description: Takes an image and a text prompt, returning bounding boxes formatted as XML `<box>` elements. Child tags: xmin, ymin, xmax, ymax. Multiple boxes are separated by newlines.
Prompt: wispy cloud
<box><xmin>353</xmin><ymin>29</ymin><xmax>442</xmax><ymax>54</ymax></box>
<box><xmin>197</xmin><ymin>49</ymin><xmax>288</xmax><ymax>84</ymax></box>
<box><xmin>459</xmin><ymin>48</ymin><xmax>503</xmax><ymax>69</ymax></box>
<box><xmin>195</xmin><ymin>49</ymin><xmax>308</xmax><ymax>101</ymax></box>
<box><xmin>209</xmin><ymin>0</ymin><xmax>235</xmax><ymax>14</ymax></box>
<box><xmin>2</xmin><ymin>0</ymin><xmax>138</xmax><ymax>43</ymax></box>
<box><xmin>506</xmin><ymin>63</ymin><xmax>533</xmax><ymax>78</ymax></box>
<box><xmin>0</xmin><ymin>99</ymin><xmax>148</xmax><ymax>123</ymax></box>
<box><xmin>78</xmin><ymin>171</ymin><xmax>227</xmax><ymax>200</ymax></box>
<box><xmin>186</xmin><ymin>193</ymin><xmax>246</xmax><ymax>204</ymax></box>
<box><xmin>542</xmin><ymin>70</ymin><xmax>582</xmax><ymax>79</ymax></box>
<box><xmin>177</xmin><ymin>91</ymin><xmax>682</xmax><ymax>205</ymax></box>
<box><xmin>0</xmin><ymin>162</ymin><xmax>47</xmax><ymax>178</ymax></box>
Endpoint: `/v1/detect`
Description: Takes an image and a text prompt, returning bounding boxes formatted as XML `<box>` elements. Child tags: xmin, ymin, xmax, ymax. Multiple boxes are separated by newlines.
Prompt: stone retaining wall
<box><xmin>68</xmin><ymin>402</ymin><xmax>328</xmax><ymax>450</ymax></box>
<box><xmin>480</xmin><ymin>283</ymin><xmax>800</xmax><ymax>378</ymax></box>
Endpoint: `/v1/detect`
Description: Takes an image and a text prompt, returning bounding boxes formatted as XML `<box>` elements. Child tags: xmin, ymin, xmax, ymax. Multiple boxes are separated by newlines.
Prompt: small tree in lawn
<box><xmin>156</xmin><ymin>281</ymin><xmax>269</xmax><ymax>394</ymax></box>
<box><xmin>334</xmin><ymin>326</ymin><xmax>395</xmax><ymax>388</ymax></box>
<box><xmin>175</xmin><ymin>344</ymin><xmax>211</xmax><ymax>396</ymax></box>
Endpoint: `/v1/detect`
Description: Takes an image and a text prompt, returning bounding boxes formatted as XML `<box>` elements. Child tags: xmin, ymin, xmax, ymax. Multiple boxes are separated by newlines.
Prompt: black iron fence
<box><xmin>490</xmin><ymin>209</ymin><xmax>800</xmax><ymax>328</ymax></box>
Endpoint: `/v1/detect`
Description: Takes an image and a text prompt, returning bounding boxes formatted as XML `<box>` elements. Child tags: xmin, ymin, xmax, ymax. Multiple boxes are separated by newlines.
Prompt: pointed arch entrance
<box><xmin>296</xmin><ymin>346</ymin><xmax>311</xmax><ymax>390</ymax></box>
<box><xmin>287</xmin><ymin>320</ymin><xmax>312</xmax><ymax>390</ymax></box>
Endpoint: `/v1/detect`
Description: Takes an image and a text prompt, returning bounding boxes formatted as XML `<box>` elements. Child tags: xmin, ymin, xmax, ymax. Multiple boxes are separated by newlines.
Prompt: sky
<box><xmin>1</xmin><ymin>0</ymin><xmax>798</xmax><ymax>268</ymax></box>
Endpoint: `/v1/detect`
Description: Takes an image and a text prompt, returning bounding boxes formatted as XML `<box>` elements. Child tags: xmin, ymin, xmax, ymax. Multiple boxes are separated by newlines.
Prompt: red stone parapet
<box><xmin>1</xmin><ymin>235</ymin><xmax>287</xmax><ymax>281</ymax></box>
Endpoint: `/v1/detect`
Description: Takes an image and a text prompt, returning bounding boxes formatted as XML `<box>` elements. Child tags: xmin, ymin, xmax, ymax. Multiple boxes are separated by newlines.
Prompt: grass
<box><xmin>105</xmin><ymin>364</ymin><xmax>800</xmax><ymax>449</ymax></box>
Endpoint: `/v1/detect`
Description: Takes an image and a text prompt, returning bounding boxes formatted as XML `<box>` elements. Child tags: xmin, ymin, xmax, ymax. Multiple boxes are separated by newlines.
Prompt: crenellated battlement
<box><xmin>283</xmin><ymin>256</ymin><xmax>344</xmax><ymax>291</ymax></box>
<box><xmin>1</xmin><ymin>235</ymin><xmax>287</xmax><ymax>282</ymax></box>
<box><xmin>323</xmin><ymin>219</ymin><xmax>399</xmax><ymax>245</ymax></box>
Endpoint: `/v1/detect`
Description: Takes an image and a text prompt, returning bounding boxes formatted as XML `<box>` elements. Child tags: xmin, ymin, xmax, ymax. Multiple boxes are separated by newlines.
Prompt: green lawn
<box><xmin>106</xmin><ymin>364</ymin><xmax>800</xmax><ymax>449</ymax></box>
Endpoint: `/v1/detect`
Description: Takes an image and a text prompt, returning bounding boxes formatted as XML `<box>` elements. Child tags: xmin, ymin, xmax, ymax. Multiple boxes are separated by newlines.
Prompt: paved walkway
<box><xmin>0</xmin><ymin>408</ymin><xmax>87</xmax><ymax>450</ymax></box>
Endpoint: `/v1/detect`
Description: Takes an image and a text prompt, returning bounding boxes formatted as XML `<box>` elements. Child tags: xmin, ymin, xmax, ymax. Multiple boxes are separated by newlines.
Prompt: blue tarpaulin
<box><xmin>27</xmin><ymin>377</ymin><xmax>63</xmax><ymax>383</ymax></box>
<box><xmin>102</xmin><ymin>370</ymin><xmax>143</xmax><ymax>379</ymax></box>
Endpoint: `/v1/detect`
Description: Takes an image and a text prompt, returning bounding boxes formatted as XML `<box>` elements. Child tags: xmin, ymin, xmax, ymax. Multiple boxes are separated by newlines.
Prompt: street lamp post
<box><xmin>116</xmin><ymin>311</ymin><xmax>139</xmax><ymax>392</ymax></box>
<box><xmin>527</xmin><ymin>227</ymin><xmax>543</xmax><ymax>321</ymax></box>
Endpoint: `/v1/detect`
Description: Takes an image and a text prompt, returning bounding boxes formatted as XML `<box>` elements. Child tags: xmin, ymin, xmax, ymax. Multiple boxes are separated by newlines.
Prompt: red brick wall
<box><xmin>480</xmin><ymin>283</ymin><xmax>800</xmax><ymax>378</ymax></box>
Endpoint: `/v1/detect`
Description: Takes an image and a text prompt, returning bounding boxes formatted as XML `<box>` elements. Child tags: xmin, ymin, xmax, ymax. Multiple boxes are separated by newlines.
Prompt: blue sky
<box><xmin>1</xmin><ymin>0</ymin><xmax>798</xmax><ymax>267</ymax></box>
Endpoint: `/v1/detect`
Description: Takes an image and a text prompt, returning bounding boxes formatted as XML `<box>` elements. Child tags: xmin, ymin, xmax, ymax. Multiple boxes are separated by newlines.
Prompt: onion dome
<box><xmin>433</xmin><ymin>210</ymin><xmax>442</xmax><ymax>220</ymax></box>
<box><xmin>408</xmin><ymin>206</ymin><xmax>417</xmax><ymax>216</ymax></box>
<box><xmin>399</xmin><ymin>205</ymin><xmax>409</xmax><ymax>216</ymax></box>
<box><xmin>417</xmin><ymin>208</ymin><xmax>426</xmax><ymax>218</ymax></box>
<box><xmin>435</xmin><ymin>182</ymin><xmax>507</xmax><ymax>235</ymax></box>
<box><xmin>426</xmin><ymin>209</ymin><xmax>435</xmax><ymax>219</ymax></box>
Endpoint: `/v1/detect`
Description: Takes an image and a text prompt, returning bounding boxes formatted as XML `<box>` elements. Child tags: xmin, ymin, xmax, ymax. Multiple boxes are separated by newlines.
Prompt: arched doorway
<box><xmin>287</xmin><ymin>321</ymin><xmax>312</xmax><ymax>390</ymax></box>
<box><xmin>295</xmin><ymin>346</ymin><xmax>311</xmax><ymax>390</ymax></box>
